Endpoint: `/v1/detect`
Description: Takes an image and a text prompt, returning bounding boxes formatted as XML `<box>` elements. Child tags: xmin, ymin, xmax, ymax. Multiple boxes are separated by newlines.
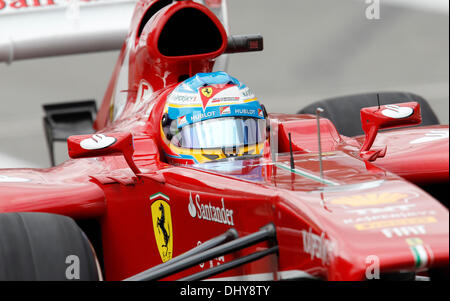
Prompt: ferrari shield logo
<box><xmin>150</xmin><ymin>193</ymin><xmax>173</xmax><ymax>263</ymax></box>
<box><xmin>201</xmin><ymin>87</ymin><xmax>213</xmax><ymax>98</ymax></box>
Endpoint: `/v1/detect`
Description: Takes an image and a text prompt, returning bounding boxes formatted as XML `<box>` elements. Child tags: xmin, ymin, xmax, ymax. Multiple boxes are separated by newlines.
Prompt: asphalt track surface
<box><xmin>0</xmin><ymin>0</ymin><xmax>448</xmax><ymax>168</ymax></box>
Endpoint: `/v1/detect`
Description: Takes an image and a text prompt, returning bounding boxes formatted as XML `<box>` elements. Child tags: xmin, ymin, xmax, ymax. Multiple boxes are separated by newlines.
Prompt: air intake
<box><xmin>157</xmin><ymin>7</ymin><xmax>224</xmax><ymax>57</ymax></box>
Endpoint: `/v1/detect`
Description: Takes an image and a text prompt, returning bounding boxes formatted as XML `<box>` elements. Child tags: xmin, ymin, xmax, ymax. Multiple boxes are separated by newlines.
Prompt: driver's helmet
<box><xmin>161</xmin><ymin>71</ymin><xmax>267</xmax><ymax>164</ymax></box>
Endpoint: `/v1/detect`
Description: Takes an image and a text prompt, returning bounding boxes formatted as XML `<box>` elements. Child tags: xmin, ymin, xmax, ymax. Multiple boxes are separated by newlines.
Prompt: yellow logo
<box><xmin>406</xmin><ymin>238</ymin><xmax>424</xmax><ymax>246</ymax></box>
<box><xmin>331</xmin><ymin>192</ymin><xmax>408</xmax><ymax>207</ymax></box>
<box><xmin>201</xmin><ymin>87</ymin><xmax>213</xmax><ymax>98</ymax></box>
<box><xmin>150</xmin><ymin>193</ymin><xmax>173</xmax><ymax>263</ymax></box>
<box><xmin>355</xmin><ymin>216</ymin><xmax>437</xmax><ymax>231</ymax></box>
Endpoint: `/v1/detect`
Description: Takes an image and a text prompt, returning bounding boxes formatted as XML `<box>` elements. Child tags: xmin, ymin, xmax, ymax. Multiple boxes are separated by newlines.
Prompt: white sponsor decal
<box><xmin>197</xmin><ymin>240</ymin><xmax>225</xmax><ymax>269</ymax></box>
<box><xmin>133</xmin><ymin>80</ymin><xmax>153</xmax><ymax>113</ymax></box>
<box><xmin>169</xmin><ymin>93</ymin><xmax>198</xmax><ymax>104</ymax></box>
<box><xmin>0</xmin><ymin>175</ymin><xmax>30</xmax><ymax>183</ymax></box>
<box><xmin>348</xmin><ymin>204</ymin><xmax>416</xmax><ymax>215</ymax></box>
<box><xmin>343</xmin><ymin>210</ymin><xmax>435</xmax><ymax>225</ymax></box>
<box><xmin>241</xmin><ymin>87</ymin><xmax>255</xmax><ymax>99</ymax></box>
<box><xmin>157</xmin><ymin>71</ymin><xmax>171</xmax><ymax>88</ymax></box>
<box><xmin>381</xmin><ymin>105</ymin><xmax>414</xmax><ymax>119</ymax></box>
<box><xmin>191</xmin><ymin>110</ymin><xmax>217</xmax><ymax>122</ymax></box>
<box><xmin>189</xmin><ymin>197</ymin><xmax>197</xmax><ymax>218</ymax></box>
<box><xmin>410</xmin><ymin>129</ymin><xmax>449</xmax><ymax>144</ymax></box>
<box><xmin>208</xmin><ymin>86</ymin><xmax>241</xmax><ymax>104</ymax></box>
<box><xmin>188</xmin><ymin>193</ymin><xmax>234</xmax><ymax>226</ymax></box>
<box><xmin>80</xmin><ymin>134</ymin><xmax>116</xmax><ymax>150</ymax></box>
<box><xmin>235</xmin><ymin>108</ymin><xmax>256</xmax><ymax>115</ymax></box>
<box><xmin>381</xmin><ymin>225</ymin><xmax>427</xmax><ymax>238</ymax></box>
<box><xmin>301</xmin><ymin>228</ymin><xmax>335</xmax><ymax>265</ymax></box>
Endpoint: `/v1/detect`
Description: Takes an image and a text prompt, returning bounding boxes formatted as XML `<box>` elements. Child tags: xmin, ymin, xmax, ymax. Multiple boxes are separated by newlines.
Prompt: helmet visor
<box><xmin>170</xmin><ymin>117</ymin><xmax>266</xmax><ymax>149</ymax></box>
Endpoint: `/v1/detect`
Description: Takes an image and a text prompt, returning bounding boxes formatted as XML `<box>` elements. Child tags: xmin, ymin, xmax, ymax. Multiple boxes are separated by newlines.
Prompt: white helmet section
<box><xmin>167</xmin><ymin>84</ymin><xmax>256</xmax><ymax>108</ymax></box>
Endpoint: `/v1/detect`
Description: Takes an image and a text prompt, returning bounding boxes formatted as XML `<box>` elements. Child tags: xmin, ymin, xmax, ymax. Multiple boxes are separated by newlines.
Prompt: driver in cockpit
<box><xmin>160</xmin><ymin>71</ymin><xmax>268</xmax><ymax>164</ymax></box>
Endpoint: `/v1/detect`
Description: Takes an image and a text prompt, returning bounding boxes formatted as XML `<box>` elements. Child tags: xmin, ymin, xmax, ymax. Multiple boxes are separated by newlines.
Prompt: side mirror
<box><xmin>67</xmin><ymin>132</ymin><xmax>141</xmax><ymax>175</ymax></box>
<box><xmin>360</xmin><ymin>102</ymin><xmax>422</xmax><ymax>161</ymax></box>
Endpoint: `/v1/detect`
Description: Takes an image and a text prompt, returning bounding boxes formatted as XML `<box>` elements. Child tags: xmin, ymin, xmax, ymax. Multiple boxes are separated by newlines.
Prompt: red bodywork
<box><xmin>0</xmin><ymin>0</ymin><xmax>448</xmax><ymax>281</ymax></box>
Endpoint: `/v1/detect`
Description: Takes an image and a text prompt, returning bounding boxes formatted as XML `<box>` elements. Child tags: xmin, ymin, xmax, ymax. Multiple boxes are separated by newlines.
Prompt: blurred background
<box><xmin>0</xmin><ymin>0</ymin><xmax>448</xmax><ymax>168</ymax></box>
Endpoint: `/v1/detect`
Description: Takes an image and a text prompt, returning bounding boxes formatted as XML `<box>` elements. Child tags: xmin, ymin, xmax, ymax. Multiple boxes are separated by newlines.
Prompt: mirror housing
<box><xmin>359</xmin><ymin>102</ymin><xmax>422</xmax><ymax>160</ymax></box>
<box><xmin>68</xmin><ymin>132</ymin><xmax>141</xmax><ymax>175</ymax></box>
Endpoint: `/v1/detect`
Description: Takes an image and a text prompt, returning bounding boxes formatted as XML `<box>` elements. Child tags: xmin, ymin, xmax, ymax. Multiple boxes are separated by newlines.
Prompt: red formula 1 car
<box><xmin>0</xmin><ymin>0</ymin><xmax>448</xmax><ymax>281</ymax></box>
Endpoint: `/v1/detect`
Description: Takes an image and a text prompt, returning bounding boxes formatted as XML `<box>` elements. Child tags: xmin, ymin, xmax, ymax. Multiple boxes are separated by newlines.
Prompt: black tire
<box><xmin>429</xmin><ymin>267</ymin><xmax>450</xmax><ymax>281</ymax></box>
<box><xmin>297</xmin><ymin>92</ymin><xmax>440</xmax><ymax>137</ymax></box>
<box><xmin>0</xmin><ymin>212</ymin><xmax>100</xmax><ymax>281</ymax></box>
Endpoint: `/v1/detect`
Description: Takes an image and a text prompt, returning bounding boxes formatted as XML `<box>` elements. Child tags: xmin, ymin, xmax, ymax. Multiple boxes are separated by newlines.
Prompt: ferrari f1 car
<box><xmin>0</xmin><ymin>0</ymin><xmax>448</xmax><ymax>281</ymax></box>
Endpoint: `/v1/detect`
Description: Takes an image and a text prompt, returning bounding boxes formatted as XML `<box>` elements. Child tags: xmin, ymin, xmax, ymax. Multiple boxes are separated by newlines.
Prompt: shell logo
<box><xmin>188</xmin><ymin>193</ymin><xmax>197</xmax><ymax>218</ymax></box>
<box><xmin>331</xmin><ymin>192</ymin><xmax>409</xmax><ymax>207</ymax></box>
<box><xmin>381</xmin><ymin>105</ymin><xmax>414</xmax><ymax>119</ymax></box>
<box><xmin>80</xmin><ymin>134</ymin><xmax>117</xmax><ymax>150</ymax></box>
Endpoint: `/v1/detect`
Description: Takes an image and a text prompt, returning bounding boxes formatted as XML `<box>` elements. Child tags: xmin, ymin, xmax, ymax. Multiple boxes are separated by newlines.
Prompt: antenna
<box><xmin>288</xmin><ymin>132</ymin><xmax>295</xmax><ymax>170</ymax></box>
<box><xmin>377</xmin><ymin>93</ymin><xmax>381</xmax><ymax>109</ymax></box>
<box><xmin>316</xmin><ymin>108</ymin><xmax>324</xmax><ymax>182</ymax></box>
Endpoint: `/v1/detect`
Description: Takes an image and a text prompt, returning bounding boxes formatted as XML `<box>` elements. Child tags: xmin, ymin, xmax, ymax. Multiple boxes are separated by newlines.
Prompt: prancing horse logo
<box><xmin>201</xmin><ymin>87</ymin><xmax>213</xmax><ymax>98</ymax></box>
<box><xmin>150</xmin><ymin>193</ymin><xmax>173</xmax><ymax>262</ymax></box>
